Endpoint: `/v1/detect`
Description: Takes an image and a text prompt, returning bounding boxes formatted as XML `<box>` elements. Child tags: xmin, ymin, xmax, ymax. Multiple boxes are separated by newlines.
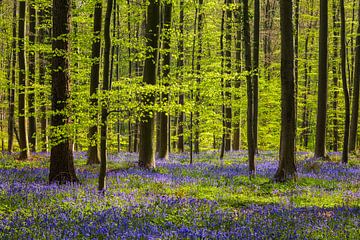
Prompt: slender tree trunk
<box><xmin>194</xmin><ymin>0</ymin><xmax>204</xmax><ymax>154</ymax></box>
<box><xmin>189</xmin><ymin>5</ymin><xmax>198</xmax><ymax>164</ymax></box>
<box><xmin>340</xmin><ymin>0</ymin><xmax>350</xmax><ymax>164</ymax></box>
<box><xmin>138</xmin><ymin>0</ymin><xmax>160</xmax><ymax>169</ymax></box>
<box><xmin>253</xmin><ymin>0</ymin><xmax>260</xmax><ymax>154</ymax></box>
<box><xmin>8</xmin><ymin>0</ymin><xmax>17</xmax><ymax>153</ymax></box>
<box><xmin>159</xmin><ymin>2</ymin><xmax>172</xmax><ymax>160</ymax></box>
<box><xmin>49</xmin><ymin>0</ymin><xmax>78</xmax><ymax>184</ymax></box>
<box><xmin>223</xmin><ymin>0</ymin><xmax>233</xmax><ymax>152</ymax></box>
<box><xmin>38</xmin><ymin>7</ymin><xmax>49</xmax><ymax>152</ymax></box>
<box><xmin>301</xmin><ymin>30</ymin><xmax>314</xmax><ymax>149</ymax></box>
<box><xmin>275</xmin><ymin>0</ymin><xmax>297</xmax><ymax>182</ymax></box>
<box><xmin>18</xmin><ymin>1</ymin><xmax>29</xmax><ymax>160</ymax></box>
<box><xmin>99</xmin><ymin>0</ymin><xmax>113</xmax><ymax>191</ymax></box>
<box><xmin>28</xmin><ymin>0</ymin><xmax>36</xmax><ymax>152</ymax></box>
<box><xmin>243</xmin><ymin>0</ymin><xmax>255</xmax><ymax>176</ymax></box>
<box><xmin>264</xmin><ymin>0</ymin><xmax>275</xmax><ymax>81</ymax></box>
<box><xmin>220</xmin><ymin>6</ymin><xmax>226</xmax><ymax>160</ymax></box>
<box><xmin>233</xmin><ymin>1</ymin><xmax>242</xmax><ymax>151</ymax></box>
<box><xmin>331</xmin><ymin>1</ymin><xmax>340</xmax><ymax>152</ymax></box>
<box><xmin>177</xmin><ymin>0</ymin><xmax>185</xmax><ymax>152</ymax></box>
<box><xmin>315</xmin><ymin>0</ymin><xmax>329</xmax><ymax>159</ymax></box>
<box><xmin>294</xmin><ymin>0</ymin><xmax>299</xmax><ymax>115</ymax></box>
<box><xmin>349</xmin><ymin>1</ymin><xmax>360</xmax><ymax>152</ymax></box>
<box><xmin>87</xmin><ymin>2</ymin><xmax>102</xmax><ymax>165</ymax></box>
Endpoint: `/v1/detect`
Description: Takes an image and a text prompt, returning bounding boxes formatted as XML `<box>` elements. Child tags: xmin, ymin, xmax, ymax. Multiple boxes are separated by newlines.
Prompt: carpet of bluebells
<box><xmin>0</xmin><ymin>151</ymin><xmax>359</xmax><ymax>239</ymax></box>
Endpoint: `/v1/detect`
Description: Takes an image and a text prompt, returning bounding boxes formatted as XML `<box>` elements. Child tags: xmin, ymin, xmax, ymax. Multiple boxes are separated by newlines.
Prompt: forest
<box><xmin>0</xmin><ymin>0</ymin><xmax>359</xmax><ymax>238</ymax></box>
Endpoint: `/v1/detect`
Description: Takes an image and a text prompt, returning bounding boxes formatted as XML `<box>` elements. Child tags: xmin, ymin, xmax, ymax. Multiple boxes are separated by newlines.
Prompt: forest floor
<box><xmin>0</xmin><ymin>151</ymin><xmax>359</xmax><ymax>239</ymax></box>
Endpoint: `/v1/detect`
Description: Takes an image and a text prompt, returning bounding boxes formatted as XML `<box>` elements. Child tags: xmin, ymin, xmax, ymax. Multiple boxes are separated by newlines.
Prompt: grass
<box><xmin>0</xmin><ymin>151</ymin><xmax>359</xmax><ymax>239</ymax></box>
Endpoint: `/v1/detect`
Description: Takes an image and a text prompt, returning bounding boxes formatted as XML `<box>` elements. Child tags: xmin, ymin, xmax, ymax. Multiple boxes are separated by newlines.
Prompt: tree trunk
<box><xmin>243</xmin><ymin>0</ymin><xmax>255</xmax><ymax>176</ymax></box>
<box><xmin>138</xmin><ymin>0</ymin><xmax>160</xmax><ymax>169</ymax></box>
<box><xmin>18</xmin><ymin>0</ymin><xmax>29</xmax><ymax>160</ymax></box>
<box><xmin>315</xmin><ymin>0</ymin><xmax>328</xmax><ymax>159</ymax></box>
<box><xmin>177</xmin><ymin>0</ymin><xmax>185</xmax><ymax>153</ymax></box>
<box><xmin>223</xmin><ymin>0</ymin><xmax>233</xmax><ymax>152</ymax></box>
<box><xmin>349</xmin><ymin>1</ymin><xmax>360</xmax><ymax>152</ymax></box>
<box><xmin>275</xmin><ymin>0</ymin><xmax>297</xmax><ymax>182</ymax></box>
<box><xmin>233</xmin><ymin>1</ymin><xmax>242</xmax><ymax>151</ymax></box>
<box><xmin>87</xmin><ymin>1</ymin><xmax>102</xmax><ymax>165</ymax></box>
<box><xmin>8</xmin><ymin>0</ymin><xmax>17</xmax><ymax>153</ymax></box>
<box><xmin>38</xmin><ymin>6</ymin><xmax>49</xmax><ymax>152</ymax></box>
<box><xmin>331</xmin><ymin>0</ymin><xmax>340</xmax><ymax>152</ymax></box>
<box><xmin>28</xmin><ymin>0</ymin><xmax>36</xmax><ymax>152</ymax></box>
<box><xmin>159</xmin><ymin>2</ymin><xmax>172</xmax><ymax>160</ymax></box>
<box><xmin>220</xmin><ymin>6</ymin><xmax>225</xmax><ymax>160</ymax></box>
<box><xmin>253</xmin><ymin>0</ymin><xmax>260</xmax><ymax>154</ymax></box>
<box><xmin>194</xmin><ymin>0</ymin><xmax>204</xmax><ymax>154</ymax></box>
<box><xmin>98</xmin><ymin>0</ymin><xmax>113</xmax><ymax>191</ymax></box>
<box><xmin>340</xmin><ymin>0</ymin><xmax>350</xmax><ymax>164</ymax></box>
<box><xmin>49</xmin><ymin>0</ymin><xmax>78</xmax><ymax>184</ymax></box>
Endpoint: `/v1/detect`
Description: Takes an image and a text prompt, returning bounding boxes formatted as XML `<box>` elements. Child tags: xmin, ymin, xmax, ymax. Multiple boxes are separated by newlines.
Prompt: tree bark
<box><xmin>243</xmin><ymin>0</ymin><xmax>255</xmax><ymax>176</ymax></box>
<box><xmin>18</xmin><ymin>0</ymin><xmax>29</xmax><ymax>160</ymax></box>
<box><xmin>224</xmin><ymin>0</ymin><xmax>233</xmax><ymax>152</ymax></box>
<box><xmin>315</xmin><ymin>0</ymin><xmax>328</xmax><ymax>159</ymax></box>
<box><xmin>253</xmin><ymin>0</ymin><xmax>260</xmax><ymax>154</ymax></box>
<box><xmin>38</xmin><ymin>6</ymin><xmax>49</xmax><ymax>152</ymax></box>
<box><xmin>8</xmin><ymin>0</ymin><xmax>17</xmax><ymax>153</ymax></box>
<box><xmin>274</xmin><ymin>0</ymin><xmax>297</xmax><ymax>182</ymax></box>
<box><xmin>233</xmin><ymin>0</ymin><xmax>242</xmax><ymax>151</ymax></box>
<box><xmin>331</xmin><ymin>0</ymin><xmax>340</xmax><ymax>152</ymax></box>
<box><xmin>138</xmin><ymin>0</ymin><xmax>160</xmax><ymax>169</ymax></box>
<box><xmin>49</xmin><ymin>0</ymin><xmax>78</xmax><ymax>184</ymax></box>
<box><xmin>159</xmin><ymin>2</ymin><xmax>172</xmax><ymax>160</ymax></box>
<box><xmin>28</xmin><ymin>0</ymin><xmax>37</xmax><ymax>152</ymax></box>
<box><xmin>177</xmin><ymin>0</ymin><xmax>185</xmax><ymax>153</ymax></box>
<box><xmin>194</xmin><ymin>0</ymin><xmax>204</xmax><ymax>154</ymax></box>
<box><xmin>98</xmin><ymin>0</ymin><xmax>113</xmax><ymax>191</ymax></box>
<box><xmin>87</xmin><ymin>1</ymin><xmax>102</xmax><ymax>165</ymax></box>
<box><xmin>349</xmin><ymin>1</ymin><xmax>360</xmax><ymax>152</ymax></box>
<box><xmin>340</xmin><ymin>0</ymin><xmax>350</xmax><ymax>164</ymax></box>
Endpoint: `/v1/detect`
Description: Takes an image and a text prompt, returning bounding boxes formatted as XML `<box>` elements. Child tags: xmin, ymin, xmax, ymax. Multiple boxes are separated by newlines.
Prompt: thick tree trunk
<box><xmin>49</xmin><ymin>0</ymin><xmax>78</xmax><ymax>184</ymax></box>
<box><xmin>349</xmin><ymin>1</ymin><xmax>360</xmax><ymax>152</ymax></box>
<box><xmin>28</xmin><ymin>0</ymin><xmax>36</xmax><ymax>152</ymax></box>
<box><xmin>340</xmin><ymin>0</ymin><xmax>350</xmax><ymax>164</ymax></box>
<box><xmin>159</xmin><ymin>2</ymin><xmax>172</xmax><ymax>160</ymax></box>
<box><xmin>138</xmin><ymin>0</ymin><xmax>160</xmax><ymax>169</ymax></box>
<box><xmin>98</xmin><ymin>0</ymin><xmax>113</xmax><ymax>191</ymax></box>
<box><xmin>87</xmin><ymin>2</ymin><xmax>102</xmax><ymax>165</ymax></box>
<box><xmin>18</xmin><ymin>1</ymin><xmax>29</xmax><ymax>160</ymax></box>
<box><xmin>275</xmin><ymin>0</ymin><xmax>297</xmax><ymax>182</ymax></box>
<box><xmin>315</xmin><ymin>0</ymin><xmax>328</xmax><ymax>159</ymax></box>
<box><xmin>8</xmin><ymin>0</ymin><xmax>17</xmax><ymax>153</ymax></box>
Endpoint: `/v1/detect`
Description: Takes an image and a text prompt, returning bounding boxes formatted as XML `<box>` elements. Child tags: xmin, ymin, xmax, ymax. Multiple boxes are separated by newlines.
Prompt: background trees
<box><xmin>0</xmin><ymin>0</ymin><xmax>359</xmax><ymax>181</ymax></box>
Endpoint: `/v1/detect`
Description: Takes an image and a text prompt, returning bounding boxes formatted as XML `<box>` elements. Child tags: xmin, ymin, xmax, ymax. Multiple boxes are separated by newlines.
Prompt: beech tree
<box><xmin>349</xmin><ymin>1</ymin><xmax>360</xmax><ymax>152</ymax></box>
<box><xmin>315</xmin><ymin>0</ymin><xmax>328</xmax><ymax>159</ymax></box>
<box><xmin>138</xmin><ymin>0</ymin><xmax>160</xmax><ymax>169</ymax></box>
<box><xmin>87</xmin><ymin>1</ymin><xmax>102</xmax><ymax>165</ymax></box>
<box><xmin>49</xmin><ymin>0</ymin><xmax>78</xmax><ymax>184</ymax></box>
<box><xmin>18</xmin><ymin>0</ymin><xmax>29</xmax><ymax>160</ymax></box>
<box><xmin>274</xmin><ymin>0</ymin><xmax>296</xmax><ymax>182</ymax></box>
